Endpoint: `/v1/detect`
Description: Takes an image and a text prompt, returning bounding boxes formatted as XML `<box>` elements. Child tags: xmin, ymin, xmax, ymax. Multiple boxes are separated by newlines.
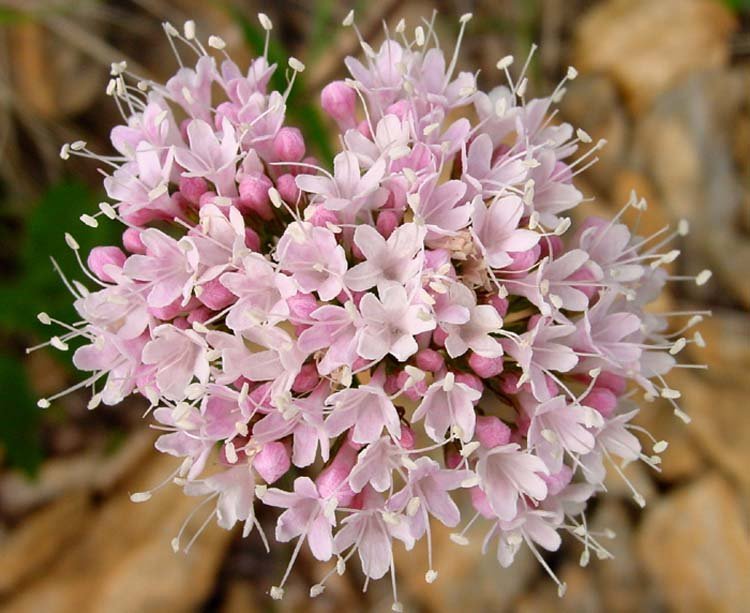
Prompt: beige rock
<box><xmin>0</xmin><ymin>492</ymin><xmax>91</xmax><ymax>596</ymax></box>
<box><xmin>4</xmin><ymin>452</ymin><xmax>234</xmax><ymax>613</ymax></box>
<box><xmin>637</xmin><ymin>474</ymin><xmax>750</xmax><ymax>612</ymax></box>
<box><xmin>573</xmin><ymin>0</ymin><xmax>736</xmax><ymax>112</ymax></box>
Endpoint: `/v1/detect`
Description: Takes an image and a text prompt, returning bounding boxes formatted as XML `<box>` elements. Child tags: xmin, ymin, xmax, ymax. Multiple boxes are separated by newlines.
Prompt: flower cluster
<box><xmin>37</xmin><ymin>13</ymin><xmax>710</xmax><ymax>610</ymax></box>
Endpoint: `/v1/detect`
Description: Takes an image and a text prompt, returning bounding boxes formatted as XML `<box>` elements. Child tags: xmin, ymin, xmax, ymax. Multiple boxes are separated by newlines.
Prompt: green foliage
<box><xmin>230</xmin><ymin>9</ymin><xmax>335</xmax><ymax>163</ymax></box>
<box><xmin>0</xmin><ymin>180</ymin><xmax>119</xmax><ymax>475</ymax></box>
<box><xmin>721</xmin><ymin>0</ymin><xmax>750</xmax><ymax>12</ymax></box>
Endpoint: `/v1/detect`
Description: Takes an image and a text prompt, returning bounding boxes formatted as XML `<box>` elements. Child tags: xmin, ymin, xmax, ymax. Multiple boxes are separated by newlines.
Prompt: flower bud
<box><xmin>506</xmin><ymin>245</ymin><xmax>541</xmax><ymax>271</ymax></box>
<box><xmin>539</xmin><ymin>235</ymin><xmax>563</xmax><ymax>259</ymax></box>
<box><xmin>582</xmin><ymin>386</ymin><xmax>618</xmax><ymax>418</ymax></box>
<box><xmin>178</xmin><ymin>176</ymin><xmax>208</xmax><ymax>205</ymax></box>
<box><xmin>455</xmin><ymin>372</ymin><xmax>483</xmax><ymax>393</ymax></box>
<box><xmin>287</xmin><ymin>292</ymin><xmax>318</xmax><ymax>322</ymax></box>
<box><xmin>377</xmin><ymin>209</ymin><xmax>400</xmax><ymax>238</ymax></box>
<box><xmin>276</xmin><ymin>173</ymin><xmax>301</xmax><ymax>203</ymax></box>
<box><xmin>272</xmin><ymin>127</ymin><xmax>305</xmax><ymax>162</ymax></box>
<box><xmin>321</xmin><ymin>80</ymin><xmax>357</xmax><ymax>127</ymax></box>
<box><xmin>238</xmin><ymin>174</ymin><xmax>274</xmax><ymax>219</ymax></box>
<box><xmin>253</xmin><ymin>441</ymin><xmax>291</xmax><ymax>484</ymax></box>
<box><xmin>475</xmin><ymin>415</ymin><xmax>511</xmax><ymax>448</ymax></box>
<box><xmin>487</xmin><ymin>294</ymin><xmax>509</xmax><ymax>318</ymax></box>
<box><xmin>87</xmin><ymin>246</ymin><xmax>126</xmax><ymax>283</ymax></box>
<box><xmin>316</xmin><ymin>442</ymin><xmax>358</xmax><ymax>505</ymax></box>
<box><xmin>542</xmin><ymin>465</ymin><xmax>573</xmax><ymax>496</ymax></box>
<box><xmin>415</xmin><ymin>348</ymin><xmax>445</xmax><ymax>373</ymax></box>
<box><xmin>292</xmin><ymin>363</ymin><xmax>320</xmax><ymax>393</ymax></box>
<box><xmin>122</xmin><ymin>227</ymin><xmax>146</xmax><ymax>254</ymax></box>
<box><xmin>568</xmin><ymin>267</ymin><xmax>598</xmax><ymax>300</ymax></box>
<box><xmin>468</xmin><ymin>352</ymin><xmax>504</xmax><ymax>378</ymax></box>
<box><xmin>307</xmin><ymin>204</ymin><xmax>339</xmax><ymax>228</ymax></box>
<box><xmin>197</xmin><ymin>278</ymin><xmax>236</xmax><ymax>310</ymax></box>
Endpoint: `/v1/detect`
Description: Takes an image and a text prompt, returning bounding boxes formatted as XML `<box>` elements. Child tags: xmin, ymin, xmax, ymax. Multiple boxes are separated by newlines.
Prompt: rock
<box><xmin>393</xmin><ymin>506</ymin><xmax>539</xmax><ymax>612</ymax></box>
<box><xmin>685</xmin><ymin>308</ymin><xmax>750</xmax><ymax>389</ymax></box>
<box><xmin>676</xmin><ymin>372</ymin><xmax>750</xmax><ymax>493</ymax></box>
<box><xmin>559</xmin><ymin>75</ymin><xmax>628</xmax><ymax>191</ymax></box>
<box><xmin>573</xmin><ymin>0</ymin><xmax>736</xmax><ymax>112</ymax></box>
<box><xmin>637</xmin><ymin>474</ymin><xmax>750</xmax><ymax>612</ymax></box>
<box><xmin>0</xmin><ymin>492</ymin><xmax>91</xmax><ymax>596</ymax></box>
<box><xmin>515</xmin><ymin>562</ymin><xmax>600</xmax><ymax>613</ymax></box>
<box><xmin>4</xmin><ymin>453</ymin><xmax>234</xmax><ymax>613</ymax></box>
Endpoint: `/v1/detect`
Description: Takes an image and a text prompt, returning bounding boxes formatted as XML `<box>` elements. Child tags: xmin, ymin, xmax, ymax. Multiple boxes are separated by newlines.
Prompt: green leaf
<box><xmin>229</xmin><ymin>9</ymin><xmax>334</xmax><ymax>163</ymax></box>
<box><xmin>0</xmin><ymin>355</ymin><xmax>42</xmax><ymax>476</ymax></box>
<box><xmin>0</xmin><ymin>180</ymin><xmax>120</xmax><ymax>336</ymax></box>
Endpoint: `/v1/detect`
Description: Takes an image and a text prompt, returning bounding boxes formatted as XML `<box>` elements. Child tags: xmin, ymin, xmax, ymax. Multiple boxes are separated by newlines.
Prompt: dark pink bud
<box><xmin>238</xmin><ymin>174</ymin><xmax>273</xmax><ymax>219</ymax></box>
<box><xmin>122</xmin><ymin>227</ymin><xmax>146</xmax><ymax>254</ymax></box>
<box><xmin>377</xmin><ymin>209</ymin><xmax>400</xmax><ymax>238</ymax></box>
<box><xmin>582</xmin><ymin>386</ymin><xmax>618</xmax><ymax>418</ymax></box>
<box><xmin>385</xmin><ymin>99</ymin><xmax>410</xmax><ymax>120</ymax></box>
<box><xmin>398</xmin><ymin>425</ymin><xmax>416</xmax><ymax>450</ymax></box>
<box><xmin>568</xmin><ymin>267</ymin><xmax>598</xmax><ymax>300</ymax></box>
<box><xmin>356</xmin><ymin>119</ymin><xmax>371</xmax><ymax>139</ymax></box>
<box><xmin>287</xmin><ymin>292</ymin><xmax>318</xmax><ymax>322</ymax></box>
<box><xmin>316</xmin><ymin>442</ymin><xmax>358</xmax><ymax>505</ymax></box>
<box><xmin>198</xmin><ymin>191</ymin><xmax>218</xmax><ymax>208</ymax></box>
<box><xmin>276</xmin><ymin>173</ymin><xmax>301</xmax><ymax>203</ymax></box>
<box><xmin>253</xmin><ymin>441</ymin><xmax>291</xmax><ymax>484</ymax></box>
<box><xmin>197</xmin><ymin>278</ymin><xmax>236</xmax><ymax>311</ymax></box>
<box><xmin>432</xmin><ymin>327</ymin><xmax>448</xmax><ymax>347</ymax></box>
<box><xmin>179</xmin><ymin>176</ymin><xmax>208</xmax><ymax>205</ymax></box>
<box><xmin>272</xmin><ymin>127</ymin><xmax>305</xmax><ymax>162</ymax></box>
<box><xmin>499</xmin><ymin>373</ymin><xmax>521</xmax><ymax>394</ymax></box>
<box><xmin>172</xmin><ymin>317</ymin><xmax>190</xmax><ymax>330</ymax></box>
<box><xmin>187</xmin><ymin>305</ymin><xmax>212</xmax><ymax>324</ymax></box>
<box><xmin>539</xmin><ymin>235</ymin><xmax>564</xmax><ymax>259</ymax></box>
<box><xmin>542</xmin><ymin>465</ymin><xmax>573</xmax><ymax>496</ymax></box>
<box><xmin>475</xmin><ymin>415</ymin><xmax>511</xmax><ymax>448</ymax></box>
<box><xmin>506</xmin><ymin>245</ymin><xmax>541</xmax><ymax>272</ymax></box>
<box><xmin>87</xmin><ymin>246</ymin><xmax>126</xmax><ymax>283</ymax></box>
<box><xmin>488</xmin><ymin>294</ymin><xmax>509</xmax><ymax>318</ymax></box>
<box><xmin>148</xmin><ymin>296</ymin><xmax>186</xmax><ymax>320</ymax></box>
<box><xmin>468</xmin><ymin>352</ymin><xmax>504</xmax><ymax>379</ymax></box>
<box><xmin>470</xmin><ymin>486</ymin><xmax>494</xmax><ymax>518</ymax></box>
<box><xmin>307</xmin><ymin>204</ymin><xmax>339</xmax><ymax>228</ymax></box>
<box><xmin>244</xmin><ymin>227</ymin><xmax>260</xmax><ymax>252</ymax></box>
<box><xmin>292</xmin><ymin>363</ymin><xmax>320</xmax><ymax>393</ymax></box>
<box><xmin>321</xmin><ymin>80</ymin><xmax>357</xmax><ymax>126</ymax></box>
<box><xmin>596</xmin><ymin>371</ymin><xmax>627</xmax><ymax>396</ymax></box>
<box><xmin>455</xmin><ymin>372</ymin><xmax>484</xmax><ymax>393</ymax></box>
<box><xmin>444</xmin><ymin>446</ymin><xmax>462</xmax><ymax>469</ymax></box>
<box><xmin>396</xmin><ymin>370</ymin><xmax>427</xmax><ymax>402</ymax></box>
<box><xmin>415</xmin><ymin>348</ymin><xmax>445</xmax><ymax>373</ymax></box>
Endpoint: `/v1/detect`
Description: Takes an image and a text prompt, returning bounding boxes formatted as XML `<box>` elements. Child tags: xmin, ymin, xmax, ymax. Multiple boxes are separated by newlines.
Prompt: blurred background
<box><xmin>0</xmin><ymin>0</ymin><xmax>748</xmax><ymax>611</ymax></box>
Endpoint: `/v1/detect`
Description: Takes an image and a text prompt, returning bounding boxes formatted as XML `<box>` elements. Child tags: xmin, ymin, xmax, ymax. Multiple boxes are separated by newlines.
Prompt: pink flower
<box><xmin>441</xmin><ymin>284</ymin><xmax>504</xmax><ymax>358</ymax></box>
<box><xmin>262</xmin><ymin>476</ymin><xmax>337</xmax><ymax>561</ymax></box>
<box><xmin>297</xmin><ymin>302</ymin><xmax>361</xmax><ymax>375</ymax></box>
<box><xmin>471</xmin><ymin>195</ymin><xmax>540</xmax><ymax>269</ymax></box>
<box><xmin>175</xmin><ymin>117</ymin><xmax>239</xmax><ymax>196</ymax></box>
<box><xmin>142</xmin><ymin>324</ymin><xmax>209</xmax><ymax>401</ymax></box>
<box><xmin>344</xmin><ymin>223</ymin><xmax>424</xmax><ymax>292</ymax></box>
<box><xmin>475</xmin><ymin>444</ymin><xmax>549</xmax><ymax>521</ymax></box>
<box><xmin>412</xmin><ymin>372</ymin><xmax>482</xmax><ymax>442</ymax></box>
<box><xmin>276</xmin><ymin>222</ymin><xmax>347</xmax><ymax>300</ymax></box>
<box><xmin>357</xmin><ymin>282</ymin><xmax>435</xmax><ymax>362</ymax></box>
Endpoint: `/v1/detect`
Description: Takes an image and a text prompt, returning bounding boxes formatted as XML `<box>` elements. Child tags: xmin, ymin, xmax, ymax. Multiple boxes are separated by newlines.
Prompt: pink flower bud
<box><xmin>187</xmin><ymin>306</ymin><xmax>212</xmax><ymax>324</ymax></box>
<box><xmin>445</xmin><ymin>446</ymin><xmax>462</xmax><ymax>469</ymax></box>
<box><xmin>470</xmin><ymin>485</ymin><xmax>495</xmax><ymax>519</ymax></box>
<box><xmin>172</xmin><ymin>317</ymin><xmax>190</xmax><ymax>330</ymax></box>
<box><xmin>415</xmin><ymin>348</ymin><xmax>445</xmax><ymax>373</ymax></box>
<box><xmin>179</xmin><ymin>176</ymin><xmax>208</xmax><ymax>205</ymax></box>
<box><xmin>396</xmin><ymin>370</ymin><xmax>427</xmax><ymax>402</ymax></box>
<box><xmin>287</xmin><ymin>292</ymin><xmax>318</xmax><ymax>322</ymax></box>
<box><xmin>539</xmin><ymin>235</ymin><xmax>564</xmax><ymax>259</ymax></box>
<box><xmin>197</xmin><ymin>278</ymin><xmax>236</xmax><ymax>311</ymax></box>
<box><xmin>542</xmin><ymin>465</ymin><xmax>573</xmax><ymax>496</ymax></box>
<box><xmin>376</xmin><ymin>209</ymin><xmax>400</xmax><ymax>238</ymax></box>
<box><xmin>582</xmin><ymin>386</ymin><xmax>618</xmax><ymax>418</ymax></box>
<box><xmin>148</xmin><ymin>296</ymin><xmax>187</xmax><ymax>320</ymax></box>
<box><xmin>307</xmin><ymin>204</ymin><xmax>339</xmax><ymax>228</ymax></box>
<box><xmin>253</xmin><ymin>441</ymin><xmax>291</xmax><ymax>484</ymax></box>
<box><xmin>276</xmin><ymin>173</ymin><xmax>301</xmax><ymax>203</ymax></box>
<box><xmin>87</xmin><ymin>246</ymin><xmax>126</xmax><ymax>283</ymax></box>
<box><xmin>316</xmin><ymin>442</ymin><xmax>358</xmax><ymax>505</ymax></box>
<box><xmin>498</xmin><ymin>373</ymin><xmax>521</xmax><ymax>394</ymax></box>
<box><xmin>356</xmin><ymin>119</ymin><xmax>371</xmax><ymax>138</ymax></box>
<box><xmin>272</xmin><ymin>127</ymin><xmax>305</xmax><ymax>162</ymax></box>
<box><xmin>568</xmin><ymin>267</ymin><xmax>598</xmax><ymax>300</ymax></box>
<box><xmin>468</xmin><ymin>352</ymin><xmax>504</xmax><ymax>378</ymax></box>
<box><xmin>488</xmin><ymin>294</ymin><xmax>509</xmax><ymax>318</ymax></box>
<box><xmin>455</xmin><ymin>372</ymin><xmax>484</xmax><ymax>393</ymax></box>
<box><xmin>122</xmin><ymin>228</ymin><xmax>146</xmax><ymax>254</ymax></box>
<box><xmin>321</xmin><ymin>80</ymin><xmax>357</xmax><ymax>127</ymax></box>
<box><xmin>506</xmin><ymin>245</ymin><xmax>541</xmax><ymax>271</ymax></box>
<box><xmin>596</xmin><ymin>371</ymin><xmax>627</xmax><ymax>396</ymax></box>
<box><xmin>198</xmin><ymin>191</ymin><xmax>218</xmax><ymax>208</ymax></box>
<box><xmin>292</xmin><ymin>363</ymin><xmax>319</xmax><ymax>393</ymax></box>
<box><xmin>475</xmin><ymin>415</ymin><xmax>511</xmax><ymax>448</ymax></box>
<box><xmin>398</xmin><ymin>425</ymin><xmax>416</xmax><ymax>450</ymax></box>
<box><xmin>238</xmin><ymin>174</ymin><xmax>273</xmax><ymax>219</ymax></box>
<box><xmin>385</xmin><ymin>99</ymin><xmax>410</xmax><ymax>120</ymax></box>
<box><xmin>244</xmin><ymin>227</ymin><xmax>261</xmax><ymax>252</ymax></box>
<box><xmin>432</xmin><ymin>327</ymin><xmax>448</xmax><ymax>347</ymax></box>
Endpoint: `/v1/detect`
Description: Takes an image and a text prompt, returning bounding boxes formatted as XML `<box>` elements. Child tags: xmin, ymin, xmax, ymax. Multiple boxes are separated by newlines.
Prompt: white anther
<box><xmin>342</xmin><ymin>10</ymin><xmax>354</xmax><ymax>27</ymax></box>
<box><xmin>442</xmin><ymin>371</ymin><xmax>455</xmax><ymax>392</ymax></box>
<box><xmin>653</xmin><ymin>440</ymin><xmax>669</xmax><ymax>453</ymax></box>
<box><xmin>669</xmin><ymin>338</ymin><xmax>687</xmax><ymax>355</ymax></box>
<box><xmin>661</xmin><ymin>387</ymin><xmax>681</xmax><ymax>400</ymax></box>
<box><xmin>50</xmin><ymin>336</ymin><xmax>68</xmax><ymax>351</ymax></box>
<box><xmin>395</xmin><ymin>18</ymin><xmax>406</xmax><ymax>34</ymax></box>
<box><xmin>566</xmin><ymin>66</ymin><xmax>578</xmax><ymax>80</ymax></box>
<box><xmin>425</xmin><ymin>569</ymin><xmax>438</xmax><ymax>583</ymax></box>
<box><xmin>288</xmin><ymin>57</ymin><xmax>305</xmax><ymax>72</ymax></box>
<box><xmin>460</xmin><ymin>441</ymin><xmax>480</xmax><ymax>458</ymax></box>
<box><xmin>576</xmin><ymin>128</ymin><xmax>592</xmax><ymax>143</ymax></box>
<box><xmin>183</xmin><ymin>20</ymin><xmax>196</xmax><ymax>40</ymax></box>
<box><xmin>208</xmin><ymin>35</ymin><xmax>226</xmax><ymax>50</ymax></box>
<box><xmin>64</xmin><ymin>233</ymin><xmax>79</xmax><ymax>250</ymax></box>
<box><xmin>130</xmin><ymin>492</ymin><xmax>152</xmax><ymax>503</ymax></box>
<box><xmin>677</xmin><ymin>219</ymin><xmax>690</xmax><ymax>236</ymax></box>
<box><xmin>496</xmin><ymin>55</ymin><xmax>514</xmax><ymax>70</ymax></box>
<box><xmin>406</xmin><ymin>496</ymin><xmax>421</xmax><ymax>516</ymax></box>
<box><xmin>37</xmin><ymin>398</ymin><xmax>50</xmax><ymax>408</ymax></box>
<box><xmin>268</xmin><ymin>187</ymin><xmax>283</xmax><ymax>208</ymax></box>
<box><xmin>450</xmin><ymin>533</ymin><xmax>469</xmax><ymax>546</ymax></box>
<box><xmin>269</xmin><ymin>586</ymin><xmax>284</xmax><ymax>600</ymax></box>
<box><xmin>59</xmin><ymin>144</ymin><xmax>71</xmax><ymax>160</ymax></box>
<box><xmin>459</xmin><ymin>13</ymin><xmax>473</xmax><ymax>24</ymax></box>
<box><xmin>695</xmin><ymin>270</ymin><xmax>712</xmax><ymax>286</ymax></box>
<box><xmin>415</xmin><ymin>26</ymin><xmax>425</xmax><ymax>47</ymax></box>
<box><xmin>310</xmin><ymin>584</ymin><xmax>325</xmax><ymax>597</ymax></box>
<box><xmin>258</xmin><ymin>13</ymin><xmax>273</xmax><ymax>31</ymax></box>
<box><xmin>80</xmin><ymin>214</ymin><xmax>98</xmax><ymax>228</ymax></box>
<box><xmin>37</xmin><ymin>312</ymin><xmax>51</xmax><ymax>325</ymax></box>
